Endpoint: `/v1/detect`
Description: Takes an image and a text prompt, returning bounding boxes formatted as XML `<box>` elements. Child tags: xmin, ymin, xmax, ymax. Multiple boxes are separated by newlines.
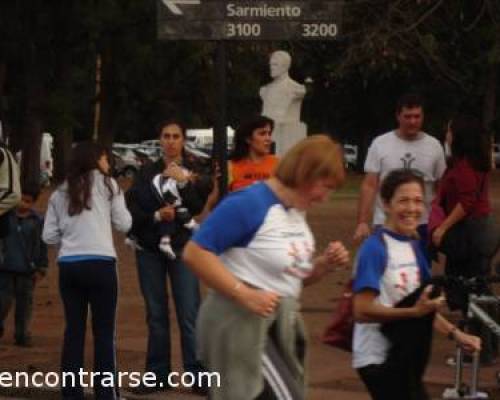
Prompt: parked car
<box><xmin>184</xmin><ymin>142</ymin><xmax>210</xmax><ymax>160</ymax></box>
<box><xmin>141</xmin><ymin>139</ymin><xmax>160</xmax><ymax>148</ymax></box>
<box><xmin>112</xmin><ymin>141</ymin><xmax>214</xmax><ymax>179</ymax></box>
<box><xmin>112</xmin><ymin>144</ymin><xmax>150</xmax><ymax>179</ymax></box>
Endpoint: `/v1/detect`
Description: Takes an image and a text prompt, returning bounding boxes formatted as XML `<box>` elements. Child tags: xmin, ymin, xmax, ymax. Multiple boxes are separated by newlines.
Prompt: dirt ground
<box><xmin>2</xmin><ymin>172</ymin><xmax>500</xmax><ymax>399</ymax></box>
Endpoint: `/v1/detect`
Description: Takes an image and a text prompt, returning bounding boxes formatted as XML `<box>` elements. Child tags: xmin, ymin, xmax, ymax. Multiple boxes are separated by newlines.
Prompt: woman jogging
<box><xmin>184</xmin><ymin>135</ymin><xmax>350</xmax><ymax>399</ymax></box>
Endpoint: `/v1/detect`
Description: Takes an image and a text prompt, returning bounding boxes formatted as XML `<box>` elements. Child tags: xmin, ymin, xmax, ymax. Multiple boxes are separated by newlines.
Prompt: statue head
<box><xmin>269</xmin><ymin>50</ymin><xmax>291</xmax><ymax>79</ymax></box>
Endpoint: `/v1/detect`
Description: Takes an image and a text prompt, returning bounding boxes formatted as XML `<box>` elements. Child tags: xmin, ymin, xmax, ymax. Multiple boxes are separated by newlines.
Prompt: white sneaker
<box><xmin>159</xmin><ymin>237</ymin><xmax>176</xmax><ymax>259</ymax></box>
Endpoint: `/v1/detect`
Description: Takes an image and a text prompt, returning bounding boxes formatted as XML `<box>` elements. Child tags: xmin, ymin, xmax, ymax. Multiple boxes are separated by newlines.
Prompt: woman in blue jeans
<box><xmin>43</xmin><ymin>142</ymin><xmax>132</xmax><ymax>400</ymax></box>
<box><xmin>126</xmin><ymin>118</ymin><xmax>212</xmax><ymax>394</ymax></box>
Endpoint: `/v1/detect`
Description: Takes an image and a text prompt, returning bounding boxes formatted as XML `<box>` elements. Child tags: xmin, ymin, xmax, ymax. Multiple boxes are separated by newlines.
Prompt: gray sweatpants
<box><xmin>197</xmin><ymin>290</ymin><xmax>307</xmax><ymax>400</ymax></box>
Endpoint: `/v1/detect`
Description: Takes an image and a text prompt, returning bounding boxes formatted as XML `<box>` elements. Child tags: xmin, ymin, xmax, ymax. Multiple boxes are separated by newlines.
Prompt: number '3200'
<box><xmin>301</xmin><ymin>23</ymin><xmax>337</xmax><ymax>38</ymax></box>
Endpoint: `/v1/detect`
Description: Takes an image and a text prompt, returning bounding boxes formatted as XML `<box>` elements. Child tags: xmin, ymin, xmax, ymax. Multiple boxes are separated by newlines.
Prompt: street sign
<box><xmin>157</xmin><ymin>1</ymin><xmax>343</xmax><ymax>40</ymax></box>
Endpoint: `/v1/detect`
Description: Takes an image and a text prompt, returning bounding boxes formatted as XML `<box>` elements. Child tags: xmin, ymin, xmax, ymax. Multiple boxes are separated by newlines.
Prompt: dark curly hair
<box><xmin>230</xmin><ymin>115</ymin><xmax>274</xmax><ymax>161</ymax></box>
<box><xmin>380</xmin><ymin>168</ymin><xmax>425</xmax><ymax>204</ymax></box>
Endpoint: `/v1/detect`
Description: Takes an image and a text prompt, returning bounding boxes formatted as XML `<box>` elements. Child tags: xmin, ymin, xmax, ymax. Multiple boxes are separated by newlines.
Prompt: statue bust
<box><xmin>259</xmin><ymin>50</ymin><xmax>306</xmax><ymax>124</ymax></box>
<box><xmin>259</xmin><ymin>50</ymin><xmax>307</xmax><ymax>155</ymax></box>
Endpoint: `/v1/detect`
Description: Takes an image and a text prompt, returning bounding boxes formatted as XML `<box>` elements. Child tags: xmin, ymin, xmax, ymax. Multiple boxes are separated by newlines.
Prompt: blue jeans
<box><xmin>136</xmin><ymin>249</ymin><xmax>202</xmax><ymax>379</ymax></box>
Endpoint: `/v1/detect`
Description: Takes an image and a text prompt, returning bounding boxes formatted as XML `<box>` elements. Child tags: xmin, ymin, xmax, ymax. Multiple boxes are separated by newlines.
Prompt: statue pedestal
<box><xmin>273</xmin><ymin>122</ymin><xmax>307</xmax><ymax>156</ymax></box>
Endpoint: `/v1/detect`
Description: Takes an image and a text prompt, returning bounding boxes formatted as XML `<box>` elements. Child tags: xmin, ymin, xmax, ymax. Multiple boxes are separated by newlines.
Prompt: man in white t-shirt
<box><xmin>353</xmin><ymin>93</ymin><xmax>446</xmax><ymax>245</ymax></box>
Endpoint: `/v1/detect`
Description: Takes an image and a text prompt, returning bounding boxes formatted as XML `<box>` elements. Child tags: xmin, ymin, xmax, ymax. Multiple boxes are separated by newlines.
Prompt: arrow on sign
<box><xmin>161</xmin><ymin>0</ymin><xmax>201</xmax><ymax>15</ymax></box>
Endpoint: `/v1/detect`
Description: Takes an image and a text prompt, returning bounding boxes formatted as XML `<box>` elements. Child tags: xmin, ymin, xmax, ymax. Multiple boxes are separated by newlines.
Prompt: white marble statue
<box><xmin>259</xmin><ymin>50</ymin><xmax>307</xmax><ymax>156</ymax></box>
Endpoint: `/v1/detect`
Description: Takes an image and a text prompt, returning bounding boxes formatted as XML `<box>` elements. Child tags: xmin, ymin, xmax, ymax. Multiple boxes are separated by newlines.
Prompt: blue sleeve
<box><xmin>353</xmin><ymin>236</ymin><xmax>387</xmax><ymax>293</ymax></box>
<box><xmin>413</xmin><ymin>240</ymin><xmax>431</xmax><ymax>281</ymax></box>
<box><xmin>192</xmin><ymin>190</ymin><xmax>267</xmax><ymax>255</ymax></box>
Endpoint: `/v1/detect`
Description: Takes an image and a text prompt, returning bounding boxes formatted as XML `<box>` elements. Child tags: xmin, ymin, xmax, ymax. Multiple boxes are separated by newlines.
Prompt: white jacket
<box><xmin>43</xmin><ymin>170</ymin><xmax>132</xmax><ymax>259</ymax></box>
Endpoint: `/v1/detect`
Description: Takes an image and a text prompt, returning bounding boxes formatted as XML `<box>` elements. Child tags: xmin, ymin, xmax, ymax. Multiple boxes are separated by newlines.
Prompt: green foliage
<box><xmin>0</xmin><ymin>0</ymin><xmax>498</xmax><ymax>164</ymax></box>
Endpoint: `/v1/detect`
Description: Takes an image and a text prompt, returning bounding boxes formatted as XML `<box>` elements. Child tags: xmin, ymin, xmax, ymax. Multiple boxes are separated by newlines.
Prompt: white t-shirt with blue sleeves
<box><xmin>192</xmin><ymin>182</ymin><xmax>315</xmax><ymax>298</ymax></box>
<box><xmin>352</xmin><ymin>229</ymin><xmax>430</xmax><ymax>369</ymax></box>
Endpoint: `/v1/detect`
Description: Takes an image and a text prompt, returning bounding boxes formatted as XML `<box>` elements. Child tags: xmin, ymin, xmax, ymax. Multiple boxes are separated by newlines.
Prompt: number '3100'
<box><xmin>226</xmin><ymin>23</ymin><xmax>261</xmax><ymax>37</ymax></box>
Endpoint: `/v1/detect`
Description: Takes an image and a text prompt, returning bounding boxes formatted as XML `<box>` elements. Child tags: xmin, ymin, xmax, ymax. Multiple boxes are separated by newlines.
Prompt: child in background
<box><xmin>0</xmin><ymin>186</ymin><xmax>48</xmax><ymax>346</ymax></box>
<box><xmin>152</xmin><ymin>164</ymin><xmax>198</xmax><ymax>258</ymax></box>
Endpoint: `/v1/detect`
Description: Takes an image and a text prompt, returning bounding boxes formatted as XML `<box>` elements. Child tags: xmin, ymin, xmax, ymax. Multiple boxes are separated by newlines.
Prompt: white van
<box><xmin>40</xmin><ymin>133</ymin><xmax>54</xmax><ymax>185</ymax></box>
<box><xmin>15</xmin><ymin>132</ymin><xmax>54</xmax><ymax>186</ymax></box>
<box><xmin>186</xmin><ymin>127</ymin><xmax>234</xmax><ymax>153</ymax></box>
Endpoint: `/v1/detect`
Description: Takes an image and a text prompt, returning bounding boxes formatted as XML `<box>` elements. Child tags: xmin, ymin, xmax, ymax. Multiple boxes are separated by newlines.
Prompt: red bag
<box><xmin>322</xmin><ymin>279</ymin><xmax>354</xmax><ymax>352</ymax></box>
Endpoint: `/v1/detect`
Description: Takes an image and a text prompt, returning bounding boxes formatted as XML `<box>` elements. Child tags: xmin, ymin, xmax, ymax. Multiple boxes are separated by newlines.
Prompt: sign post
<box><xmin>157</xmin><ymin>0</ymin><xmax>343</xmax><ymax>194</ymax></box>
<box><xmin>158</xmin><ymin>1</ymin><xmax>343</xmax><ymax>41</ymax></box>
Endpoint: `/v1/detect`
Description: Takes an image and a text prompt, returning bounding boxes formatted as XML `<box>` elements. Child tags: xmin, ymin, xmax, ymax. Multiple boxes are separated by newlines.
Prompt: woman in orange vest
<box><xmin>228</xmin><ymin>115</ymin><xmax>279</xmax><ymax>192</ymax></box>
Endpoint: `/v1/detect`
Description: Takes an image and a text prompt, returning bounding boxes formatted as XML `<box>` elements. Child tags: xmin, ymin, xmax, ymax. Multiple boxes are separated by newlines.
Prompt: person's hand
<box><xmin>453</xmin><ymin>330</ymin><xmax>481</xmax><ymax>354</ymax></box>
<box><xmin>353</xmin><ymin>222</ymin><xmax>370</xmax><ymax>244</ymax></box>
<box><xmin>236</xmin><ymin>285</ymin><xmax>280</xmax><ymax>317</ymax></box>
<box><xmin>158</xmin><ymin>205</ymin><xmax>176</xmax><ymax>222</ymax></box>
<box><xmin>413</xmin><ymin>285</ymin><xmax>446</xmax><ymax>317</ymax></box>
<box><xmin>432</xmin><ymin>226</ymin><xmax>447</xmax><ymax>247</ymax></box>
<box><xmin>324</xmin><ymin>241</ymin><xmax>350</xmax><ymax>270</ymax></box>
<box><xmin>165</xmin><ymin>162</ymin><xmax>189</xmax><ymax>183</ymax></box>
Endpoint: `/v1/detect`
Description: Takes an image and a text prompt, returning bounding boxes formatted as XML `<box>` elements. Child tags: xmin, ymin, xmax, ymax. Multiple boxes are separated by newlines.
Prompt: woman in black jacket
<box><xmin>126</xmin><ymin>118</ymin><xmax>211</xmax><ymax>394</ymax></box>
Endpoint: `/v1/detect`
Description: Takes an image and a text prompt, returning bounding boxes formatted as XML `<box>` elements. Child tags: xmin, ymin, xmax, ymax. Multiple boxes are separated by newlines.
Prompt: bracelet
<box><xmin>447</xmin><ymin>326</ymin><xmax>458</xmax><ymax>341</ymax></box>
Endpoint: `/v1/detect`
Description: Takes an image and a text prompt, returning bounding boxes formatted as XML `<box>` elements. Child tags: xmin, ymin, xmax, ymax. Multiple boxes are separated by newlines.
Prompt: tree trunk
<box><xmin>97</xmin><ymin>45</ymin><xmax>115</xmax><ymax>148</ymax></box>
<box><xmin>21</xmin><ymin>65</ymin><xmax>44</xmax><ymax>189</ymax></box>
<box><xmin>53</xmin><ymin>128</ymin><xmax>73</xmax><ymax>185</ymax></box>
<box><xmin>482</xmin><ymin>63</ymin><xmax>498</xmax><ymax>131</ymax></box>
<box><xmin>0</xmin><ymin>61</ymin><xmax>11</xmax><ymax>146</ymax></box>
<box><xmin>483</xmin><ymin>27</ymin><xmax>500</xmax><ymax>135</ymax></box>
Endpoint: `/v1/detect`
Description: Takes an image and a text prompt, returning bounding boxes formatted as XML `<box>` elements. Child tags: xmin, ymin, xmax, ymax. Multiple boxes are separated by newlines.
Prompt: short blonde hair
<box><xmin>275</xmin><ymin>134</ymin><xmax>345</xmax><ymax>188</ymax></box>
